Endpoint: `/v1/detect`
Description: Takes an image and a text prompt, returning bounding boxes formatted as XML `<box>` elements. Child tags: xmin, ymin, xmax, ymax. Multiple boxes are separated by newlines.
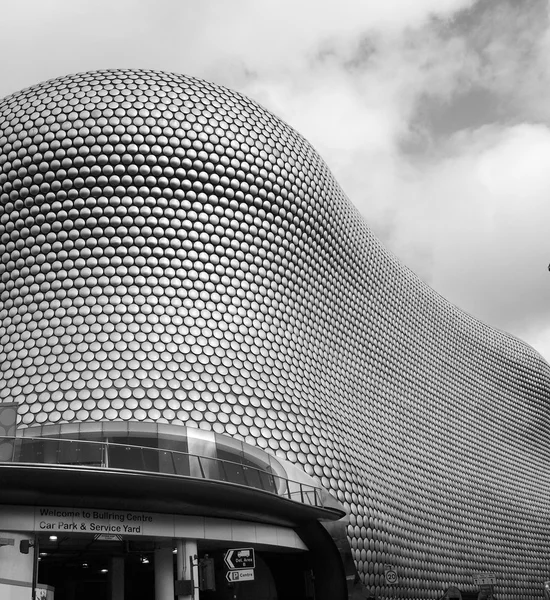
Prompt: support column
<box><xmin>65</xmin><ymin>580</ymin><xmax>77</xmax><ymax>600</ymax></box>
<box><xmin>0</xmin><ymin>532</ymin><xmax>35</xmax><ymax>600</ymax></box>
<box><xmin>154</xmin><ymin>546</ymin><xmax>174</xmax><ymax>600</ymax></box>
<box><xmin>110</xmin><ymin>556</ymin><xmax>124</xmax><ymax>600</ymax></box>
<box><xmin>177</xmin><ymin>539</ymin><xmax>198</xmax><ymax>600</ymax></box>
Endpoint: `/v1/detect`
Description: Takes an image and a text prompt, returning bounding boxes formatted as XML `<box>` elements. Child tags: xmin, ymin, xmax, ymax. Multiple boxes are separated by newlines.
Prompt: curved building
<box><xmin>0</xmin><ymin>69</ymin><xmax>549</xmax><ymax>600</ymax></box>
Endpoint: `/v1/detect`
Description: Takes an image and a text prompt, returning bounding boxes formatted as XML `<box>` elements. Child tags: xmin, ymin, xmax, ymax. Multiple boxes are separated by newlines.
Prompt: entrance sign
<box><xmin>384</xmin><ymin>564</ymin><xmax>398</xmax><ymax>585</ymax></box>
<box><xmin>226</xmin><ymin>569</ymin><xmax>254</xmax><ymax>582</ymax></box>
<box><xmin>0</xmin><ymin>505</ymin><xmax>308</xmax><ymax>550</ymax></box>
<box><xmin>224</xmin><ymin>548</ymin><xmax>255</xmax><ymax>570</ymax></box>
<box><xmin>36</xmin><ymin>507</ymin><xmax>158</xmax><ymax>536</ymax></box>
<box><xmin>94</xmin><ymin>534</ymin><xmax>122</xmax><ymax>541</ymax></box>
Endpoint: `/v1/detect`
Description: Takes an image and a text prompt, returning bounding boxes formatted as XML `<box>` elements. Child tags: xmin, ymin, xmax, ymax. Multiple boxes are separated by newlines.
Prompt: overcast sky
<box><xmin>2</xmin><ymin>0</ymin><xmax>550</xmax><ymax>360</ymax></box>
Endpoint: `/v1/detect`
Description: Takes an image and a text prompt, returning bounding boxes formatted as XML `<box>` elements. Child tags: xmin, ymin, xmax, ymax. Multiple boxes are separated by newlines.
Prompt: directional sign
<box><xmin>226</xmin><ymin>569</ymin><xmax>254</xmax><ymax>583</ymax></box>
<box><xmin>94</xmin><ymin>534</ymin><xmax>122</xmax><ymax>541</ymax></box>
<box><xmin>224</xmin><ymin>548</ymin><xmax>255</xmax><ymax>570</ymax></box>
<box><xmin>473</xmin><ymin>573</ymin><xmax>496</xmax><ymax>586</ymax></box>
<box><xmin>384</xmin><ymin>564</ymin><xmax>398</xmax><ymax>585</ymax></box>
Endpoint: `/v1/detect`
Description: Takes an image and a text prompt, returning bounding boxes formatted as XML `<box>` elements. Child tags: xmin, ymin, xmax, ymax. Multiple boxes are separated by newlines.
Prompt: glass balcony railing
<box><xmin>0</xmin><ymin>436</ymin><xmax>323</xmax><ymax>508</ymax></box>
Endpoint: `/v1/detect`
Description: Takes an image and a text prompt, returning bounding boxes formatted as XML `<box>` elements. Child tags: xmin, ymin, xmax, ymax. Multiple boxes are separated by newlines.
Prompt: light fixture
<box><xmin>49</xmin><ymin>536</ymin><xmax>58</xmax><ymax>541</ymax></box>
<box><xmin>173</xmin><ymin>548</ymin><xmax>177</xmax><ymax>554</ymax></box>
<box><xmin>100</xmin><ymin>569</ymin><xmax>108</xmax><ymax>574</ymax></box>
<box><xmin>141</xmin><ymin>556</ymin><xmax>150</xmax><ymax>564</ymax></box>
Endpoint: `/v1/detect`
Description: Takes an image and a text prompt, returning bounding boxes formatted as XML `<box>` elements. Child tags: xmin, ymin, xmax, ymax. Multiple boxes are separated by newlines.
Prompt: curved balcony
<box><xmin>0</xmin><ymin>436</ymin><xmax>345</xmax><ymax>524</ymax></box>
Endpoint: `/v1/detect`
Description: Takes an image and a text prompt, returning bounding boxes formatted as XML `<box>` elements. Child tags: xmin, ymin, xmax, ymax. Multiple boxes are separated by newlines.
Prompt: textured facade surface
<box><xmin>1</xmin><ymin>69</ymin><xmax>550</xmax><ymax>598</ymax></box>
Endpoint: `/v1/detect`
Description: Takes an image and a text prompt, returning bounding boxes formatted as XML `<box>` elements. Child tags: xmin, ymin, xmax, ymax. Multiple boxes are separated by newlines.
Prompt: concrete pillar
<box><xmin>177</xmin><ymin>539</ymin><xmax>198</xmax><ymax>600</ymax></box>
<box><xmin>110</xmin><ymin>556</ymin><xmax>124</xmax><ymax>600</ymax></box>
<box><xmin>65</xmin><ymin>580</ymin><xmax>77</xmax><ymax>600</ymax></box>
<box><xmin>154</xmin><ymin>545</ymin><xmax>174</xmax><ymax>600</ymax></box>
<box><xmin>0</xmin><ymin>532</ymin><xmax>35</xmax><ymax>600</ymax></box>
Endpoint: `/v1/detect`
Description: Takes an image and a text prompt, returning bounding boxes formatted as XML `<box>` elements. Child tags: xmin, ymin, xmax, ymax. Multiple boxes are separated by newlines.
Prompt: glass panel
<box><xmin>276</xmin><ymin>476</ymin><xmax>289</xmax><ymax>499</ymax></box>
<box><xmin>140</xmin><ymin>447</ymin><xmax>159</xmax><ymax>472</ymax></box>
<box><xmin>288</xmin><ymin>482</ymin><xmax>306</xmax><ymax>503</ymax></box>
<box><xmin>108</xmin><ymin>443</ymin><xmax>144</xmax><ymax>471</ymax></box>
<box><xmin>57</xmin><ymin>439</ymin><xmax>80</xmax><ymax>464</ymax></box>
<box><xmin>219</xmin><ymin>460</ymin><xmax>247</xmax><ymax>485</ymax></box>
<box><xmin>16</xmin><ymin>439</ymin><xmax>42</xmax><ymax>463</ymax></box>
<box><xmin>172</xmin><ymin>451</ymin><xmax>191</xmax><ymax>477</ymax></box>
<box><xmin>197</xmin><ymin>456</ymin><xmax>222</xmax><ymax>481</ymax></box>
<box><xmin>258</xmin><ymin>470</ymin><xmax>277</xmax><ymax>493</ymax></box>
<box><xmin>108</xmin><ymin>437</ymin><xmax>157</xmax><ymax>471</ymax></box>
<box><xmin>158</xmin><ymin>450</ymin><xmax>176</xmax><ymax>475</ymax></box>
<box><xmin>188</xmin><ymin>431</ymin><xmax>218</xmax><ymax>479</ymax></box>
<box><xmin>9</xmin><ymin>438</ymin><xmax>21</xmax><ymax>462</ymax></box>
<box><xmin>302</xmin><ymin>488</ymin><xmax>318</xmax><ymax>506</ymax></box>
<box><xmin>74</xmin><ymin>440</ymin><xmax>103</xmax><ymax>466</ymax></box>
<box><xmin>42</xmin><ymin>439</ymin><xmax>60</xmax><ymax>464</ymax></box>
<box><xmin>189</xmin><ymin>455</ymin><xmax>205</xmax><ymax>478</ymax></box>
<box><xmin>159</xmin><ymin>437</ymin><xmax>188</xmax><ymax>453</ymax></box>
<box><xmin>158</xmin><ymin>438</ymin><xmax>188</xmax><ymax>475</ymax></box>
<box><xmin>10</xmin><ymin>434</ymin><xmax>322</xmax><ymax>506</ymax></box>
<box><xmin>242</xmin><ymin>465</ymin><xmax>263</xmax><ymax>490</ymax></box>
<box><xmin>0</xmin><ymin>439</ymin><xmax>14</xmax><ymax>462</ymax></box>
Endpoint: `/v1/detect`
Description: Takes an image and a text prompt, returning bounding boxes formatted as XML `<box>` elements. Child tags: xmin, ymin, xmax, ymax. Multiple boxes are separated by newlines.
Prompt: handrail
<box><xmin>0</xmin><ymin>435</ymin><xmax>323</xmax><ymax>509</ymax></box>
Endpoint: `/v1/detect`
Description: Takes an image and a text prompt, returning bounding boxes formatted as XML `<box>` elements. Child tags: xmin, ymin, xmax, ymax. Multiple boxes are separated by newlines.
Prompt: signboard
<box><xmin>94</xmin><ymin>534</ymin><xmax>122</xmax><ymax>541</ymax></box>
<box><xmin>36</xmin><ymin>507</ymin><xmax>159</xmax><ymax>536</ymax></box>
<box><xmin>36</xmin><ymin>586</ymin><xmax>54</xmax><ymax>600</ymax></box>
<box><xmin>0</xmin><ymin>505</ymin><xmax>307</xmax><ymax>551</ymax></box>
<box><xmin>226</xmin><ymin>569</ymin><xmax>254</xmax><ymax>582</ymax></box>
<box><xmin>384</xmin><ymin>564</ymin><xmax>398</xmax><ymax>585</ymax></box>
<box><xmin>224</xmin><ymin>548</ymin><xmax>255</xmax><ymax>570</ymax></box>
<box><xmin>473</xmin><ymin>573</ymin><xmax>496</xmax><ymax>586</ymax></box>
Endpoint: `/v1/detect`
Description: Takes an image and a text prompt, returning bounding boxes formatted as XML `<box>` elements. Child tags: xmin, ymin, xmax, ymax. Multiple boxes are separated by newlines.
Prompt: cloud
<box><xmin>1</xmin><ymin>0</ymin><xmax>550</xmax><ymax>360</ymax></box>
<box><xmin>233</xmin><ymin>0</ymin><xmax>550</xmax><ymax>360</ymax></box>
<box><xmin>0</xmin><ymin>0</ymin><xmax>476</xmax><ymax>97</ymax></box>
<box><xmin>396</xmin><ymin>124</ymin><xmax>550</xmax><ymax>337</ymax></box>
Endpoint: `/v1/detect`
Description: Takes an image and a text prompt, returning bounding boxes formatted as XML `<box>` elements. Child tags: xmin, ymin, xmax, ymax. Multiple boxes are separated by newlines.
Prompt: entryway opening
<box><xmin>36</xmin><ymin>533</ymin><xmax>314</xmax><ymax>600</ymax></box>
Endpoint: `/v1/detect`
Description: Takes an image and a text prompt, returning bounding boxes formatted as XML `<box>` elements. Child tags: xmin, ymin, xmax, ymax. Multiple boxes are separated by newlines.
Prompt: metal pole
<box><xmin>178</xmin><ymin>540</ymin><xmax>198</xmax><ymax>600</ymax></box>
<box><xmin>31</xmin><ymin>535</ymin><xmax>38</xmax><ymax>600</ymax></box>
<box><xmin>104</xmin><ymin>438</ymin><xmax>109</xmax><ymax>468</ymax></box>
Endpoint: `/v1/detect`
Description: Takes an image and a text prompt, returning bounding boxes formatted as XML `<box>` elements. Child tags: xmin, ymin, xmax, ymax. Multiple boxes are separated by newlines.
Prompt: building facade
<box><xmin>0</xmin><ymin>69</ymin><xmax>549</xmax><ymax>600</ymax></box>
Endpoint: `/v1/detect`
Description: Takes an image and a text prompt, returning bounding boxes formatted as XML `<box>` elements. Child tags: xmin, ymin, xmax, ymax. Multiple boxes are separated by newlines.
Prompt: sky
<box><xmin>1</xmin><ymin>0</ymin><xmax>550</xmax><ymax>360</ymax></box>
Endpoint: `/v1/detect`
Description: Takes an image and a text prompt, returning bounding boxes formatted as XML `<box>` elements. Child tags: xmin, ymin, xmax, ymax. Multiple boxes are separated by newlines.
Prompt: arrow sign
<box><xmin>226</xmin><ymin>569</ymin><xmax>254</xmax><ymax>583</ymax></box>
<box><xmin>224</xmin><ymin>548</ymin><xmax>255</xmax><ymax>570</ymax></box>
